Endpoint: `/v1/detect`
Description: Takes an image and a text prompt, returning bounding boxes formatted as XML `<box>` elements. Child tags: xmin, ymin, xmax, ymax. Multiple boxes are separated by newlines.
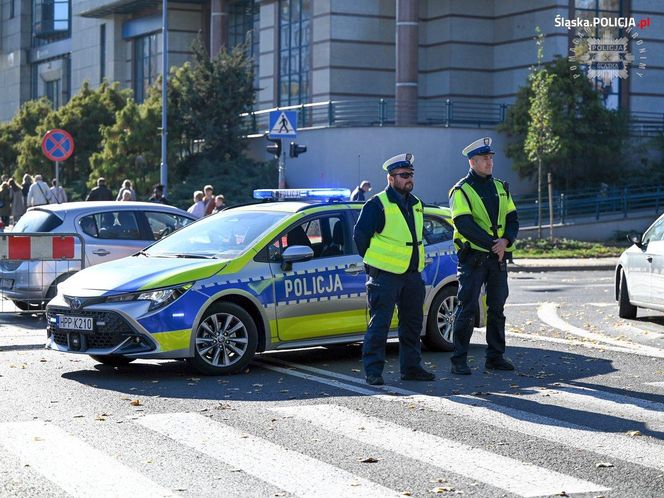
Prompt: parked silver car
<box><xmin>0</xmin><ymin>202</ymin><xmax>195</xmax><ymax>310</ymax></box>
<box><xmin>616</xmin><ymin>213</ymin><xmax>664</xmax><ymax>318</ymax></box>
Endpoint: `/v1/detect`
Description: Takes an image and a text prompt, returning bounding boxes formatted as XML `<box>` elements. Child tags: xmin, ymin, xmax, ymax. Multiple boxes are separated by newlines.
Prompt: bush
<box><xmin>168</xmin><ymin>156</ymin><xmax>278</xmax><ymax>210</ymax></box>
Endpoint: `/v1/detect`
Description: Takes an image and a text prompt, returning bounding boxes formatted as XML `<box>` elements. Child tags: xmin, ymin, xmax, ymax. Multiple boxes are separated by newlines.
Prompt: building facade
<box><xmin>1</xmin><ymin>0</ymin><xmax>663</xmax><ymax>197</ymax></box>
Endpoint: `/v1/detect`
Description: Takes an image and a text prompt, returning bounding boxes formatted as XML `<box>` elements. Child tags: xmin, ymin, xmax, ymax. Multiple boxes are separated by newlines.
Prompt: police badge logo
<box><xmin>569</xmin><ymin>27</ymin><xmax>647</xmax><ymax>84</ymax></box>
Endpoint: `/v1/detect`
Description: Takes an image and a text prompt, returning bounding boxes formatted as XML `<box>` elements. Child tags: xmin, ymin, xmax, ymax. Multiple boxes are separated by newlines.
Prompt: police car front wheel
<box><xmin>190</xmin><ymin>302</ymin><xmax>258</xmax><ymax>375</ymax></box>
<box><xmin>424</xmin><ymin>286</ymin><xmax>458</xmax><ymax>352</ymax></box>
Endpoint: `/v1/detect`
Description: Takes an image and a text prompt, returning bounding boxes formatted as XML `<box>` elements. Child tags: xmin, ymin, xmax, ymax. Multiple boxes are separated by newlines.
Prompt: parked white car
<box><xmin>616</xmin><ymin>213</ymin><xmax>664</xmax><ymax>318</ymax></box>
<box><xmin>0</xmin><ymin>202</ymin><xmax>195</xmax><ymax>310</ymax></box>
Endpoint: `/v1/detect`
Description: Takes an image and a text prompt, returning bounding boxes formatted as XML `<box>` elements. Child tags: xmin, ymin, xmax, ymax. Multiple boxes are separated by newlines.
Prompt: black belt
<box><xmin>406</xmin><ymin>241</ymin><xmax>423</xmax><ymax>246</ymax></box>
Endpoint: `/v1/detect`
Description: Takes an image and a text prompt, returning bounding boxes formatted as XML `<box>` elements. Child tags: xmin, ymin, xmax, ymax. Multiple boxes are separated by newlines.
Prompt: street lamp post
<box><xmin>160</xmin><ymin>0</ymin><xmax>169</xmax><ymax>196</ymax></box>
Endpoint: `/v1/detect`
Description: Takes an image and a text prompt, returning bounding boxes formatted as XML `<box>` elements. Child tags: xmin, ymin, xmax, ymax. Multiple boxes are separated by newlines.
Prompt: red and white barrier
<box><xmin>0</xmin><ymin>235</ymin><xmax>76</xmax><ymax>260</ymax></box>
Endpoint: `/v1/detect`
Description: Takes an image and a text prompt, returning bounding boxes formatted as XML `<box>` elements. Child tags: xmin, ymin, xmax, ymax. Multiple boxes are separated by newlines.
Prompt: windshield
<box><xmin>144</xmin><ymin>210</ymin><xmax>289</xmax><ymax>258</ymax></box>
<box><xmin>13</xmin><ymin>210</ymin><xmax>63</xmax><ymax>232</ymax></box>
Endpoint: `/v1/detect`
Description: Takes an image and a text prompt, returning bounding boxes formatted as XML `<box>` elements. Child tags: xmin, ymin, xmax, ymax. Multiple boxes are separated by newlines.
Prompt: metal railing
<box><xmin>515</xmin><ymin>184</ymin><xmax>664</xmax><ymax>227</ymax></box>
<box><xmin>242</xmin><ymin>99</ymin><xmax>664</xmax><ymax>136</ymax></box>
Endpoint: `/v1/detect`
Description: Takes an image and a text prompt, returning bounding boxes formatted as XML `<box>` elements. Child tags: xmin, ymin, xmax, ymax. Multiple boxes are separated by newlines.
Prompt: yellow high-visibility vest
<box><xmin>363</xmin><ymin>191</ymin><xmax>425</xmax><ymax>274</ymax></box>
<box><xmin>449</xmin><ymin>179</ymin><xmax>516</xmax><ymax>253</ymax></box>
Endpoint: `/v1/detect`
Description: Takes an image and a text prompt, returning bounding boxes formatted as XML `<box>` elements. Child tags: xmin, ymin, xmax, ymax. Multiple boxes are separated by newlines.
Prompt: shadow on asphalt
<box><xmin>0</xmin><ymin>312</ymin><xmax>46</xmax><ymax>330</ymax></box>
<box><xmin>59</xmin><ymin>342</ymin><xmax>664</xmax><ymax>439</ymax></box>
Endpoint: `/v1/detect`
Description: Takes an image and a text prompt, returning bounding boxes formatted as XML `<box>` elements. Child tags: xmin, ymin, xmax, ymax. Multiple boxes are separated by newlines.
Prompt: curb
<box><xmin>510</xmin><ymin>263</ymin><xmax>616</xmax><ymax>273</ymax></box>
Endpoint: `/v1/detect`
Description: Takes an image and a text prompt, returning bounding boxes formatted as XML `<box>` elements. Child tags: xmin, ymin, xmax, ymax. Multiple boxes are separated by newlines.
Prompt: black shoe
<box><xmin>366</xmin><ymin>375</ymin><xmax>384</xmax><ymax>386</ymax></box>
<box><xmin>450</xmin><ymin>362</ymin><xmax>472</xmax><ymax>375</ymax></box>
<box><xmin>485</xmin><ymin>357</ymin><xmax>515</xmax><ymax>371</ymax></box>
<box><xmin>401</xmin><ymin>369</ymin><xmax>435</xmax><ymax>381</ymax></box>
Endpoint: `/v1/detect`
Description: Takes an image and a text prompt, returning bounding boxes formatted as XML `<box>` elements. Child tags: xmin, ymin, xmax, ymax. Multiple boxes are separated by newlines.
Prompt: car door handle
<box><xmin>344</xmin><ymin>265</ymin><xmax>364</xmax><ymax>275</ymax></box>
<box><xmin>92</xmin><ymin>249</ymin><xmax>111</xmax><ymax>256</ymax></box>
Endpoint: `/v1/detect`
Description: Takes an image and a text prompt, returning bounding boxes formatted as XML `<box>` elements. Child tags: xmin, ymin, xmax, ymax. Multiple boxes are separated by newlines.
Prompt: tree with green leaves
<box><xmin>524</xmin><ymin>28</ymin><xmax>560</xmax><ymax>238</ymax></box>
<box><xmin>499</xmin><ymin>57</ymin><xmax>629</xmax><ymax>190</ymax></box>
<box><xmin>0</xmin><ymin>98</ymin><xmax>53</xmax><ymax>177</ymax></box>
<box><xmin>171</xmin><ymin>38</ymin><xmax>255</xmax><ymax>160</ymax></box>
<box><xmin>89</xmin><ymin>86</ymin><xmax>165</xmax><ymax>198</ymax></box>
<box><xmin>16</xmin><ymin>81</ymin><xmax>131</xmax><ymax>199</ymax></box>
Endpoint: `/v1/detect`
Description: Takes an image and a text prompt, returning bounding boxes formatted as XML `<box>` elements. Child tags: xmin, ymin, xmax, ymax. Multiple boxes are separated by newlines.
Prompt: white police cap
<box><xmin>462</xmin><ymin>137</ymin><xmax>495</xmax><ymax>158</ymax></box>
<box><xmin>382</xmin><ymin>153</ymin><xmax>415</xmax><ymax>172</ymax></box>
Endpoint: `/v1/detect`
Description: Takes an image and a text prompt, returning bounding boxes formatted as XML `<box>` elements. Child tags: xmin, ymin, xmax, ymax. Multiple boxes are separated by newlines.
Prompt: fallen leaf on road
<box><xmin>359</xmin><ymin>457</ymin><xmax>379</xmax><ymax>463</ymax></box>
<box><xmin>431</xmin><ymin>486</ymin><xmax>455</xmax><ymax>493</ymax></box>
<box><xmin>626</xmin><ymin>430</ymin><xmax>642</xmax><ymax>437</ymax></box>
<box><xmin>130</xmin><ymin>399</ymin><xmax>142</xmax><ymax>406</ymax></box>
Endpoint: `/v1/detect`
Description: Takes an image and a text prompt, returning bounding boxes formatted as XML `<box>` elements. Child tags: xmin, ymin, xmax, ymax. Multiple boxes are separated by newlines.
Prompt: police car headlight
<box><xmin>106</xmin><ymin>283</ymin><xmax>193</xmax><ymax>311</ymax></box>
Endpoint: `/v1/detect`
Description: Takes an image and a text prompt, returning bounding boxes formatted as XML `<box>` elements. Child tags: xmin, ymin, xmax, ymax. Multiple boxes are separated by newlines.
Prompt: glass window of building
<box><xmin>134</xmin><ymin>33</ymin><xmax>159</xmax><ymax>103</ymax></box>
<box><xmin>278</xmin><ymin>0</ymin><xmax>312</xmax><ymax>106</ymax></box>
<box><xmin>228</xmin><ymin>0</ymin><xmax>260</xmax><ymax>90</ymax></box>
<box><xmin>31</xmin><ymin>56</ymin><xmax>70</xmax><ymax>109</ymax></box>
<box><xmin>573</xmin><ymin>0</ymin><xmax>623</xmax><ymax>109</ymax></box>
<box><xmin>32</xmin><ymin>0</ymin><xmax>70</xmax><ymax>41</ymax></box>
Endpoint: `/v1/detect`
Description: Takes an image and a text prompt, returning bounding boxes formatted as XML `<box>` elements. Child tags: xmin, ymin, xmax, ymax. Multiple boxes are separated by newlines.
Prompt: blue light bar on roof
<box><xmin>253</xmin><ymin>188</ymin><xmax>351</xmax><ymax>201</ymax></box>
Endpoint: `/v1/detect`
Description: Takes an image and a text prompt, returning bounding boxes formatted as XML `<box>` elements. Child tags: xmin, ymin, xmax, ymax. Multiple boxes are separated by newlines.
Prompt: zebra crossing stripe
<box><xmin>137</xmin><ymin>412</ymin><xmax>401</xmax><ymax>498</ymax></box>
<box><xmin>273</xmin><ymin>404</ymin><xmax>608</xmax><ymax>498</ymax></box>
<box><xmin>259</xmin><ymin>358</ymin><xmax>664</xmax><ymax>472</ymax></box>
<box><xmin>0</xmin><ymin>421</ymin><xmax>173</xmax><ymax>498</ymax></box>
<box><xmin>491</xmin><ymin>383</ymin><xmax>664</xmax><ymax>429</ymax></box>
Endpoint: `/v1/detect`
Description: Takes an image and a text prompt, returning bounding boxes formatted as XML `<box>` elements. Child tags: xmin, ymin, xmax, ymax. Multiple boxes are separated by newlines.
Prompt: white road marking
<box><xmin>645</xmin><ymin>382</ymin><xmax>664</xmax><ymax>390</ymax></box>
<box><xmin>615</xmin><ymin>322</ymin><xmax>664</xmax><ymax>340</ymax></box>
<box><xmin>524</xmin><ymin>284</ymin><xmax>613</xmax><ymax>290</ymax></box>
<box><xmin>491</xmin><ymin>384</ymin><xmax>664</xmax><ymax>430</ymax></box>
<box><xmin>137</xmin><ymin>412</ymin><xmax>401</xmax><ymax>498</ymax></box>
<box><xmin>537</xmin><ymin>302</ymin><xmax>664</xmax><ymax>358</ymax></box>
<box><xmin>0</xmin><ymin>420</ymin><xmax>173</xmax><ymax>498</ymax></box>
<box><xmin>259</xmin><ymin>358</ymin><xmax>664</xmax><ymax>472</ymax></box>
<box><xmin>507</xmin><ymin>330</ymin><xmax>653</xmax><ymax>356</ymax></box>
<box><xmin>587</xmin><ymin>302</ymin><xmax>616</xmax><ymax>307</ymax></box>
<box><xmin>274</xmin><ymin>404</ymin><xmax>608</xmax><ymax>498</ymax></box>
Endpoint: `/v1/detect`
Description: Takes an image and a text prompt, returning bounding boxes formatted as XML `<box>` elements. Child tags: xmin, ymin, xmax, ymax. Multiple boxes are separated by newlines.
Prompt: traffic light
<box><xmin>289</xmin><ymin>142</ymin><xmax>307</xmax><ymax>158</ymax></box>
<box><xmin>265</xmin><ymin>136</ymin><xmax>282</xmax><ymax>159</ymax></box>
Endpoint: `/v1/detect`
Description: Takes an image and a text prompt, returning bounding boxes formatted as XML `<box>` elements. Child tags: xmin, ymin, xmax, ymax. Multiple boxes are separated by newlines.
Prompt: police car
<box><xmin>46</xmin><ymin>188</ymin><xmax>485</xmax><ymax>375</ymax></box>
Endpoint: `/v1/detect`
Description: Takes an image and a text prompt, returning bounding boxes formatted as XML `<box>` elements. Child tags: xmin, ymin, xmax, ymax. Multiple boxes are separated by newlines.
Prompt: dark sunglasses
<box><xmin>391</xmin><ymin>172</ymin><xmax>414</xmax><ymax>179</ymax></box>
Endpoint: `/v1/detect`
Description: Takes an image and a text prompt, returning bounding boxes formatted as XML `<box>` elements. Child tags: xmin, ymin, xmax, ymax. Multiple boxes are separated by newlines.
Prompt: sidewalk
<box><xmin>510</xmin><ymin>257</ymin><xmax>617</xmax><ymax>272</ymax></box>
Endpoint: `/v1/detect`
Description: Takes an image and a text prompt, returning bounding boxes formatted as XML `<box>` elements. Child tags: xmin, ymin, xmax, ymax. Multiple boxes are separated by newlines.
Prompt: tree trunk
<box><xmin>537</xmin><ymin>156</ymin><xmax>542</xmax><ymax>239</ymax></box>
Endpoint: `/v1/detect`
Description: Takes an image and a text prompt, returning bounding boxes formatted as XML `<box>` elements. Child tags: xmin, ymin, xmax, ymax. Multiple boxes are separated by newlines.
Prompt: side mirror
<box><xmin>281</xmin><ymin>245</ymin><xmax>314</xmax><ymax>271</ymax></box>
<box><xmin>627</xmin><ymin>231</ymin><xmax>643</xmax><ymax>248</ymax></box>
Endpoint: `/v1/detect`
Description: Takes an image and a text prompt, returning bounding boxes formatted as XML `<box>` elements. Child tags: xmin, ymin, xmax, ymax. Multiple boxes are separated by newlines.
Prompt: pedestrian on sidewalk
<box><xmin>353</xmin><ymin>153</ymin><xmax>435</xmax><ymax>386</ymax></box>
<box><xmin>50</xmin><ymin>179</ymin><xmax>67</xmax><ymax>204</ymax></box>
<box><xmin>116</xmin><ymin>179</ymin><xmax>136</xmax><ymax>201</ymax></box>
<box><xmin>187</xmin><ymin>191</ymin><xmax>206</xmax><ymax>219</ymax></box>
<box><xmin>448</xmin><ymin>137</ymin><xmax>519</xmax><ymax>375</ymax></box>
<box><xmin>0</xmin><ymin>182</ymin><xmax>11</xmax><ymax>226</ymax></box>
<box><xmin>8</xmin><ymin>178</ymin><xmax>25</xmax><ymax>223</ymax></box>
<box><xmin>351</xmin><ymin>180</ymin><xmax>372</xmax><ymax>201</ymax></box>
<box><xmin>86</xmin><ymin>178</ymin><xmax>113</xmax><ymax>201</ymax></box>
<box><xmin>27</xmin><ymin>174</ymin><xmax>55</xmax><ymax>207</ymax></box>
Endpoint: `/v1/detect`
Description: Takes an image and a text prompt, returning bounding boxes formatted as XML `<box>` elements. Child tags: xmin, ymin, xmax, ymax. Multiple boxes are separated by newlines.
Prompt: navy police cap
<box><xmin>462</xmin><ymin>137</ymin><xmax>495</xmax><ymax>158</ymax></box>
<box><xmin>382</xmin><ymin>153</ymin><xmax>415</xmax><ymax>172</ymax></box>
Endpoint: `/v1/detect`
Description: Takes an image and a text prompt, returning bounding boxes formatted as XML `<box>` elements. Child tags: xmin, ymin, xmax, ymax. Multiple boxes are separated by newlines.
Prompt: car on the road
<box><xmin>616</xmin><ymin>213</ymin><xmax>664</xmax><ymax>318</ymax></box>
<box><xmin>46</xmin><ymin>189</ymin><xmax>485</xmax><ymax>374</ymax></box>
<box><xmin>1</xmin><ymin>202</ymin><xmax>195</xmax><ymax>310</ymax></box>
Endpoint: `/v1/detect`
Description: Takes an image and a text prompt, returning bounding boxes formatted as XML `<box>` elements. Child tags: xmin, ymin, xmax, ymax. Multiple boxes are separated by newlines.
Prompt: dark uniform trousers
<box><xmin>451</xmin><ymin>251</ymin><xmax>509</xmax><ymax>364</ymax></box>
<box><xmin>362</xmin><ymin>269</ymin><xmax>425</xmax><ymax>377</ymax></box>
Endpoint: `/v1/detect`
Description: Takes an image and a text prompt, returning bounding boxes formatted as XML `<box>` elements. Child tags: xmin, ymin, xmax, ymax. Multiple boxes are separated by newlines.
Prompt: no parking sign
<box><xmin>42</xmin><ymin>129</ymin><xmax>74</xmax><ymax>162</ymax></box>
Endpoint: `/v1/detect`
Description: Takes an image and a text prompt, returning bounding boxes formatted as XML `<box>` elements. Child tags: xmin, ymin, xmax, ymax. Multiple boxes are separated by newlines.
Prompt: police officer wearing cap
<box><xmin>353</xmin><ymin>153</ymin><xmax>435</xmax><ymax>386</ymax></box>
<box><xmin>449</xmin><ymin>138</ymin><xmax>519</xmax><ymax>375</ymax></box>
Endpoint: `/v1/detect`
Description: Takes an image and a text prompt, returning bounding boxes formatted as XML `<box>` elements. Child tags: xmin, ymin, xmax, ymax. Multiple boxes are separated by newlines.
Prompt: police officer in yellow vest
<box><xmin>353</xmin><ymin>153</ymin><xmax>435</xmax><ymax>386</ymax></box>
<box><xmin>449</xmin><ymin>137</ymin><xmax>519</xmax><ymax>375</ymax></box>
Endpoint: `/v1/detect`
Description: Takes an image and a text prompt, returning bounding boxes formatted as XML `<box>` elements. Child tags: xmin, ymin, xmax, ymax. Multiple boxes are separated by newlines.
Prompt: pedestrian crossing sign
<box><xmin>268</xmin><ymin>110</ymin><xmax>297</xmax><ymax>138</ymax></box>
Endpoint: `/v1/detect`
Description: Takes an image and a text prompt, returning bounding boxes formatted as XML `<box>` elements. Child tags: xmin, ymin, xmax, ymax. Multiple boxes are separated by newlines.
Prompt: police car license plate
<box><xmin>57</xmin><ymin>315</ymin><xmax>93</xmax><ymax>332</ymax></box>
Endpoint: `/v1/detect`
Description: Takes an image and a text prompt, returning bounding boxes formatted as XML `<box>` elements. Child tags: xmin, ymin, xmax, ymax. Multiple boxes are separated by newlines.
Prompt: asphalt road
<box><xmin>1</xmin><ymin>270</ymin><xmax>663</xmax><ymax>498</ymax></box>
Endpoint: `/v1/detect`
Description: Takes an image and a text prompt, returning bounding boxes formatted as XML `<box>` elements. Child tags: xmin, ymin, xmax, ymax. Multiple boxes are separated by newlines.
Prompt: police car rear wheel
<box><xmin>190</xmin><ymin>302</ymin><xmax>257</xmax><ymax>375</ymax></box>
<box><xmin>424</xmin><ymin>286</ymin><xmax>457</xmax><ymax>352</ymax></box>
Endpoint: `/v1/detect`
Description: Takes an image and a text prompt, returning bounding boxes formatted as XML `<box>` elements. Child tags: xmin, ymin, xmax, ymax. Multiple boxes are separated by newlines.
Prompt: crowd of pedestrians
<box><xmin>186</xmin><ymin>184</ymin><xmax>225</xmax><ymax>219</ymax></box>
<box><xmin>0</xmin><ymin>172</ymin><xmax>226</xmax><ymax>226</ymax></box>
